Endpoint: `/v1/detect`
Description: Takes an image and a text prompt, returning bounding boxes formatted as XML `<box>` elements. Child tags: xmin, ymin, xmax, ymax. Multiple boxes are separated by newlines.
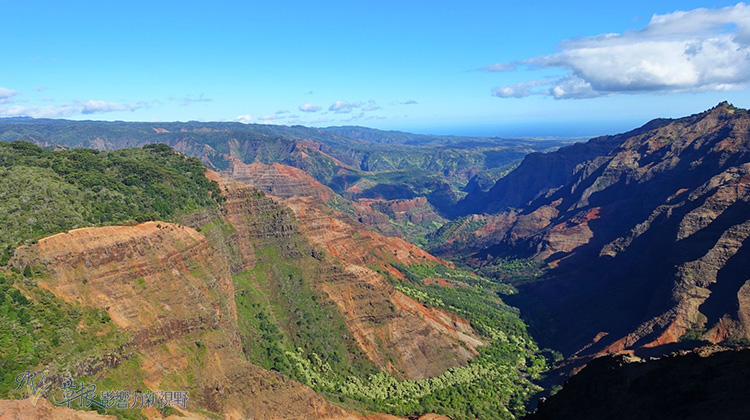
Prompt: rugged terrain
<box><xmin>7</xmin><ymin>103</ymin><xmax>750</xmax><ymax>419</ymax></box>
<box><xmin>13</xmin><ymin>222</ymin><xmax>362</xmax><ymax>420</ymax></box>
<box><xmin>0</xmin><ymin>141</ymin><xmax>544</xmax><ymax>419</ymax></box>
<box><xmin>525</xmin><ymin>346</ymin><xmax>750</xmax><ymax>420</ymax></box>
<box><xmin>436</xmin><ymin>103</ymin><xmax>750</xmax><ymax>361</ymax></box>
<box><xmin>0</xmin><ymin>118</ymin><xmax>569</xmax><ymax>231</ymax></box>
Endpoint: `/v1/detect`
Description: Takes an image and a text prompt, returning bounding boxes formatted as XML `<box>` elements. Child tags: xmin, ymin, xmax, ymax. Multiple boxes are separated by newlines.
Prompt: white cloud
<box><xmin>171</xmin><ymin>93</ymin><xmax>212</xmax><ymax>106</ymax></box>
<box><xmin>236</xmin><ymin>114</ymin><xmax>253</xmax><ymax>123</ymax></box>
<box><xmin>0</xmin><ymin>99</ymin><xmax>143</xmax><ymax>118</ymax></box>
<box><xmin>0</xmin><ymin>104</ymin><xmax>78</xmax><ymax>118</ymax></box>
<box><xmin>491</xmin><ymin>80</ymin><xmax>547</xmax><ymax>98</ymax></box>
<box><xmin>548</xmin><ymin>76</ymin><xmax>602</xmax><ymax>99</ymax></box>
<box><xmin>299</xmin><ymin>103</ymin><xmax>322</xmax><ymax>112</ymax></box>
<box><xmin>80</xmin><ymin>100</ymin><xmax>141</xmax><ymax>114</ymax></box>
<box><xmin>488</xmin><ymin>3</ymin><xmax>750</xmax><ymax>99</ymax></box>
<box><xmin>0</xmin><ymin>87</ymin><xmax>19</xmax><ymax>104</ymax></box>
<box><xmin>275</xmin><ymin>109</ymin><xmax>290</xmax><ymax>115</ymax></box>
<box><xmin>401</xmin><ymin>99</ymin><xmax>418</xmax><ymax>105</ymax></box>
<box><xmin>329</xmin><ymin>100</ymin><xmax>360</xmax><ymax>114</ymax></box>
<box><xmin>362</xmin><ymin>100</ymin><xmax>381</xmax><ymax>112</ymax></box>
<box><xmin>478</xmin><ymin>63</ymin><xmax>517</xmax><ymax>72</ymax></box>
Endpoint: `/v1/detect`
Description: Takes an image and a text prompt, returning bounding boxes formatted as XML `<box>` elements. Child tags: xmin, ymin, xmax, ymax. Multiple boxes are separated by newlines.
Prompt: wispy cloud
<box><xmin>173</xmin><ymin>93</ymin><xmax>212</xmax><ymax>106</ymax></box>
<box><xmin>361</xmin><ymin>100</ymin><xmax>381</xmax><ymax>112</ymax></box>
<box><xmin>0</xmin><ymin>98</ymin><xmax>143</xmax><ymax>118</ymax></box>
<box><xmin>0</xmin><ymin>104</ymin><xmax>78</xmax><ymax>118</ymax></box>
<box><xmin>491</xmin><ymin>80</ymin><xmax>547</xmax><ymax>98</ymax></box>
<box><xmin>80</xmin><ymin>100</ymin><xmax>142</xmax><ymax>114</ymax></box>
<box><xmin>401</xmin><ymin>99</ymin><xmax>418</xmax><ymax>105</ymax></box>
<box><xmin>258</xmin><ymin>114</ymin><xmax>282</xmax><ymax>121</ymax></box>
<box><xmin>489</xmin><ymin>3</ymin><xmax>750</xmax><ymax>99</ymax></box>
<box><xmin>478</xmin><ymin>63</ymin><xmax>516</xmax><ymax>72</ymax></box>
<box><xmin>299</xmin><ymin>103</ymin><xmax>322</xmax><ymax>112</ymax></box>
<box><xmin>0</xmin><ymin>87</ymin><xmax>19</xmax><ymax>104</ymax></box>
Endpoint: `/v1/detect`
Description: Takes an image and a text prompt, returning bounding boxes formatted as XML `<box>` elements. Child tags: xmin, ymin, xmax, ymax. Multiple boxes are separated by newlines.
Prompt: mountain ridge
<box><xmin>433</xmin><ymin>102</ymin><xmax>750</xmax><ymax>362</ymax></box>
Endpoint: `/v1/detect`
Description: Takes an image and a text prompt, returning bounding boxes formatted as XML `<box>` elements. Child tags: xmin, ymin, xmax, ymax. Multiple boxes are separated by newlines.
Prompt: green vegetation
<box><xmin>215</xmin><ymin>190</ymin><xmax>550</xmax><ymax>419</ymax></box>
<box><xmin>234</xmin><ymin>244</ymin><xmax>376</xmax><ymax>381</ymax></box>
<box><xmin>0</xmin><ymin>141</ymin><xmax>225</xmax><ymax>417</ymax></box>
<box><xmin>477</xmin><ymin>257</ymin><xmax>546</xmax><ymax>282</ymax></box>
<box><xmin>425</xmin><ymin>216</ymin><xmax>488</xmax><ymax>249</ymax></box>
<box><xmin>0</xmin><ymin>119</ymin><xmax>571</xmax><ymax>219</ymax></box>
<box><xmin>0</xmin><ymin>137</ymin><xmax>556</xmax><ymax>419</ymax></box>
<box><xmin>0</xmin><ymin>141</ymin><xmax>223</xmax><ymax>249</ymax></box>
<box><xmin>257</xmin><ymin>260</ymin><xmax>553</xmax><ymax>420</ymax></box>
<box><xmin>326</xmin><ymin>195</ymin><xmax>357</xmax><ymax>219</ymax></box>
<box><xmin>0</xmin><ymin>271</ymin><xmax>131</xmax><ymax>397</ymax></box>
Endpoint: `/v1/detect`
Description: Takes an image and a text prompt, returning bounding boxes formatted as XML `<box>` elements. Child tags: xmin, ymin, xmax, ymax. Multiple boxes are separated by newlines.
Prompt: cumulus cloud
<box><xmin>236</xmin><ymin>114</ymin><xmax>253</xmax><ymax>123</ymax></box>
<box><xmin>299</xmin><ymin>103</ymin><xmax>322</xmax><ymax>112</ymax></box>
<box><xmin>329</xmin><ymin>100</ymin><xmax>358</xmax><ymax>114</ymax></box>
<box><xmin>489</xmin><ymin>3</ymin><xmax>750</xmax><ymax>99</ymax></box>
<box><xmin>0</xmin><ymin>87</ymin><xmax>19</xmax><ymax>104</ymax></box>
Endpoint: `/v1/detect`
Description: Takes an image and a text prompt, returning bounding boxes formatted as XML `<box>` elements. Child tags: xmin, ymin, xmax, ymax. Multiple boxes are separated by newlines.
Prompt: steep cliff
<box><xmin>14</xmin><ymin>222</ymin><xmax>367</xmax><ymax>420</ymax></box>
<box><xmin>201</xmin><ymin>171</ymin><xmax>483</xmax><ymax>381</ymax></box>
<box><xmin>1</xmin><ymin>140</ymin><xmax>543</xmax><ymax>419</ymax></box>
<box><xmin>438</xmin><ymin>103</ymin><xmax>750</xmax><ymax>359</ymax></box>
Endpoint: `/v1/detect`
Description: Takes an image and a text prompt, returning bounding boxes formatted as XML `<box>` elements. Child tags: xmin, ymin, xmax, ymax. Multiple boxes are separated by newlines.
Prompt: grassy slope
<box><xmin>0</xmin><ymin>142</ymin><xmax>553</xmax><ymax>419</ymax></box>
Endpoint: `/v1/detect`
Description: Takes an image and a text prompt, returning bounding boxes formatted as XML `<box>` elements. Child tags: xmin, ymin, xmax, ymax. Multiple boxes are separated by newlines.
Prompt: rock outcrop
<box><xmin>205</xmin><ymin>170</ymin><xmax>483</xmax><ymax>380</ymax></box>
<box><xmin>17</xmin><ymin>222</ymin><xmax>367</xmax><ymax>420</ymax></box>
<box><xmin>283</xmin><ymin>195</ymin><xmax>482</xmax><ymax>379</ymax></box>
<box><xmin>439</xmin><ymin>103</ymin><xmax>750</xmax><ymax>360</ymax></box>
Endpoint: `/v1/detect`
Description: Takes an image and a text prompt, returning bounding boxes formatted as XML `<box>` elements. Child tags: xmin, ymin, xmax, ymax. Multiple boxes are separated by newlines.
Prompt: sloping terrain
<box><xmin>0</xmin><ymin>118</ymin><xmax>570</xmax><ymax>218</ymax></box>
<box><xmin>0</xmin><ymin>141</ymin><xmax>545</xmax><ymax>420</ymax></box>
<box><xmin>525</xmin><ymin>346</ymin><xmax>750</xmax><ymax>420</ymax></box>
<box><xmin>199</xmin><ymin>172</ymin><xmax>483</xmax><ymax>381</ymax></box>
<box><xmin>14</xmin><ymin>222</ymin><xmax>361</xmax><ymax>420</ymax></box>
<box><xmin>436</xmin><ymin>103</ymin><xmax>750</xmax><ymax>360</ymax></box>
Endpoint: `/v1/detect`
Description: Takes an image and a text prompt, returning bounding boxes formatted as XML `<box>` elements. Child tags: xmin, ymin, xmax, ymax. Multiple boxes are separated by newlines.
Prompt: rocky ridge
<box><xmin>437</xmin><ymin>103</ymin><xmax>750</xmax><ymax>360</ymax></box>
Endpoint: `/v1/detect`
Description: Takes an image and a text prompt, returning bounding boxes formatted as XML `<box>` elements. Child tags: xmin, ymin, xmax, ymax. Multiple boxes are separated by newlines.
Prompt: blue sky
<box><xmin>1</xmin><ymin>0</ymin><xmax>749</xmax><ymax>137</ymax></box>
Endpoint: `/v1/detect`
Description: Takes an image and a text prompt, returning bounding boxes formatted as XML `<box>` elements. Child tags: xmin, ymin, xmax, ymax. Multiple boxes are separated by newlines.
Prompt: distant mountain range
<box><xmin>0</xmin><ymin>118</ymin><xmax>570</xmax><ymax>217</ymax></box>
